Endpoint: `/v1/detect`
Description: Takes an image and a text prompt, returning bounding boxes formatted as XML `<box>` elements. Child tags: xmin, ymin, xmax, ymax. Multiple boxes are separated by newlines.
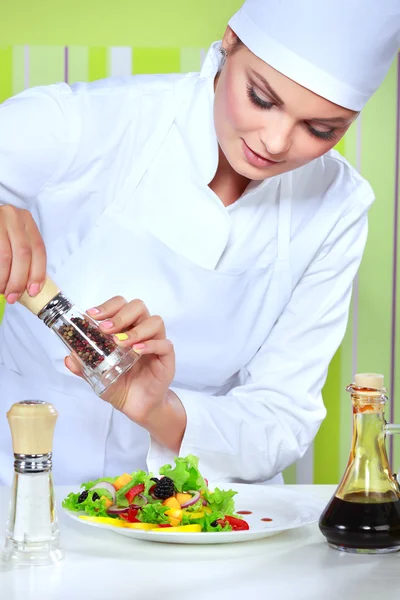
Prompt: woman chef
<box><xmin>0</xmin><ymin>0</ymin><xmax>399</xmax><ymax>485</ymax></box>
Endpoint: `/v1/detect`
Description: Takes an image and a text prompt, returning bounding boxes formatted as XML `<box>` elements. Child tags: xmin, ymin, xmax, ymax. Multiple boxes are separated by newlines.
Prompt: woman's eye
<box><xmin>307</xmin><ymin>125</ymin><xmax>337</xmax><ymax>142</ymax></box>
<box><xmin>246</xmin><ymin>84</ymin><xmax>274</xmax><ymax>109</ymax></box>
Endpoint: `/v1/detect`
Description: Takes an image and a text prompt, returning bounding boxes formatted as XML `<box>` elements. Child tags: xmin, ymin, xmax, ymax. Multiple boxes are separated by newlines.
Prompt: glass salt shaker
<box><xmin>2</xmin><ymin>400</ymin><xmax>64</xmax><ymax>566</ymax></box>
<box><xmin>19</xmin><ymin>276</ymin><xmax>141</xmax><ymax>396</ymax></box>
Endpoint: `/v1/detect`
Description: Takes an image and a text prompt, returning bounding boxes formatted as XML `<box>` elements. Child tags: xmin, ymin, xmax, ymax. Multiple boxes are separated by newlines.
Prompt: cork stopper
<box><xmin>18</xmin><ymin>277</ymin><xmax>60</xmax><ymax>316</ymax></box>
<box><xmin>354</xmin><ymin>373</ymin><xmax>385</xmax><ymax>391</ymax></box>
<box><xmin>6</xmin><ymin>401</ymin><xmax>58</xmax><ymax>455</ymax></box>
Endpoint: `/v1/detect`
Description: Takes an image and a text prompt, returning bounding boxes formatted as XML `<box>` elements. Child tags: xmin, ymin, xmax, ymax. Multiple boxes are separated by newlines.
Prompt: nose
<box><xmin>259</xmin><ymin>114</ymin><xmax>293</xmax><ymax>157</ymax></box>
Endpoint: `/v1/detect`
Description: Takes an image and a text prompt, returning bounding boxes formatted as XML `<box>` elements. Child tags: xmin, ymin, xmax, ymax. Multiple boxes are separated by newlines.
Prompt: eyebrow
<box><xmin>249</xmin><ymin>68</ymin><xmax>355</xmax><ymax>127</ymax></box>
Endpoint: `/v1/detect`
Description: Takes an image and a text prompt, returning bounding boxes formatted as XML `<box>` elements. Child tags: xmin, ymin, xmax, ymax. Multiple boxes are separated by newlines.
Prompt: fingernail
<box><xmin>6</xmin><ymin>293</ymin><xmax>19</xmax><ymax>304</ymax></box>
<box><xmin>28</xmin><ymin>283</ymin><xmax>40</xmax><ymax>297</ymax></box>
<box><xmin>115</xmin><ymin>333</ymin><xmax>129</xmax><ymax>341</ymax></box>
<box><xmin>101</xmin><ymin>320</ymin><xmax>114</xmax><ymax>329</ymax></box>
<box><xmin>133</xmin><ymin>343</ymin><xmax>146</xmax><ymax>353</ymax></box>
<box><xmin>87</xmin><ymin>307</ymin><xmax>101</xmax><ymax>315</ymax></box>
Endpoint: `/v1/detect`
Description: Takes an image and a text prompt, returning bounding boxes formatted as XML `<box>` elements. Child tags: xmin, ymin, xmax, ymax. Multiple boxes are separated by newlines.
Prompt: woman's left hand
<box><xmin>64</xmin><ymin>296</ymin><xmax>176</xmax><ymax>425</ymax></box>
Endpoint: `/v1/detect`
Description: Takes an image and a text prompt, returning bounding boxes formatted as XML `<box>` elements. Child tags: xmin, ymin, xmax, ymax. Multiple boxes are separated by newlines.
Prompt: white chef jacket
<box><xmin>0</xmin><ymin>43</ymin><xmax>374</xmax><ymax>486</ymax></box>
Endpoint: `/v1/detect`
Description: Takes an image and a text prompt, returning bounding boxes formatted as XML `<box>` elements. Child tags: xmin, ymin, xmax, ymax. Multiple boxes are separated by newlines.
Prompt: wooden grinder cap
<box><xmin>18</xmin><ymin>277</ymin><xmax>60</xmax><ymax>316</ymax></box>
<box><xmin>6</xmin><ymin>401</ymin><xmax>58</xmax><ymax>455</ymax></box>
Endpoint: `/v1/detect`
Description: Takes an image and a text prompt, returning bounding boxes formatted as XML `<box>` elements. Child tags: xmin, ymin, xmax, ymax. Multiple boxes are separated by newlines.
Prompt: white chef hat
<box><xmin>228</xmin><ymin>0</ymin><xmax>400</xmax><ymax>110</ymax></box>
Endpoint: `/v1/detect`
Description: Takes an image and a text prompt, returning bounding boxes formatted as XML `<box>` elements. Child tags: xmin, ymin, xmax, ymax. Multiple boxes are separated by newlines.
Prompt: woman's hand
<box><xmin>64</xmin><ymin>296</ymin><xmax>176</xmax><ymax>425</ymax></box>
<box><xmin>0</xmin><ymin>205</ymin><xmax>47</xmax><ymax>303</ymax></box>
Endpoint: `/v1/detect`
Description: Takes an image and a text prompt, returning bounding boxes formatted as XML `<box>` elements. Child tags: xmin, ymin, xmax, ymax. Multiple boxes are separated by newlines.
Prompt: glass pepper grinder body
<box><xmin>19</xmin><ymin>277</ymin><xmax>140</xmax><ymax>396</ymax></box>
<box><xmin>319</xmin><ymin>373</ymin><xmax>400</xmax><ymax>554</ymax></box>
<box><xmin>2</xmin><ymin>400</ymin><xmax>63</xmax><ymax>566</ymax></box>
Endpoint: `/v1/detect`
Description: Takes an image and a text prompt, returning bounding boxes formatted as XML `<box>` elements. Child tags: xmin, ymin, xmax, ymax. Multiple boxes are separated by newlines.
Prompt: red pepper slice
<box><xmin>118</xmin><ymin>508</ymin><xmax>140</xmax><ymax>522</ymax></box>
<box><xmin>126</xmin><ymin>508</ymin><xmax>140</xmax><ymax>523</ymax></box>
<box><xmin>224</xmin><ymin>515</ymin><xmax>250</xmax><ymax>531</ymax></box>
<box><xmin>125</xmin><ymin>483</ymin><xmax>145</xmax><ymax>504</ymax></box>
<box><xmin>156</xmin><ymin>524</ymin><xmax>172</xmax><ymax>528</ymax></box>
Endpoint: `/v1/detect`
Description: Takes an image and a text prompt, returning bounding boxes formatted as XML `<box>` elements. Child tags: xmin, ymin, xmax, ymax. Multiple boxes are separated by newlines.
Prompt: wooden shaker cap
<box><xmin>6</xmin><ymin>401</ymin><xmax>58</xmax><ymax>455</ymax></box>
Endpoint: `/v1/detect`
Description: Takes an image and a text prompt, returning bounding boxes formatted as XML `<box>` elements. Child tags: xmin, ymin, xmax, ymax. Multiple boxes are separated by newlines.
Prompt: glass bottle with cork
<box><xmin>18</xmin><ymin>276</ymin><xmax>141</xmax><ymax>396</ymax></box>
<box><xmin>319</xmin><ymin>372</ymin><xmax>400</xmax><ymax>553</ymax></box>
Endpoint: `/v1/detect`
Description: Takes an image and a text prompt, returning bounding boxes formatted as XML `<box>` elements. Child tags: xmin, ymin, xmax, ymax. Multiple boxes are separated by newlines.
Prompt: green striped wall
<box><xmin>0</xmin><ymin>1</ymin><xmax>399</xmax><ymax>485</ymax></box>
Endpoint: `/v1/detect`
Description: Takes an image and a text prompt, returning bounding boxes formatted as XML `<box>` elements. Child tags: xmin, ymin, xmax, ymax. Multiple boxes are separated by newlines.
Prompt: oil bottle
<box><xmin>319</xmin><ymin>373</ymin><xmax>400</xmax><ymax>553</ymax></box>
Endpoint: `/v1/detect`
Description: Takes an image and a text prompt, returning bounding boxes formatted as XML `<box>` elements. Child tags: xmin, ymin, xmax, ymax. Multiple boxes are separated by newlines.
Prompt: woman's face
<box><xmin>214</xmin><ymin>28</ymin><xmax>358</xmax><ymax>181</ymax></box>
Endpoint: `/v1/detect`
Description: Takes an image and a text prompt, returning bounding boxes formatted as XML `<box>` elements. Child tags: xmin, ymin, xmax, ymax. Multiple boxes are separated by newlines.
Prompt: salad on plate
<box><xmin>62</xmin><ymin>454</ymin><xmax>249</xmax><ymax>533</ymax></box>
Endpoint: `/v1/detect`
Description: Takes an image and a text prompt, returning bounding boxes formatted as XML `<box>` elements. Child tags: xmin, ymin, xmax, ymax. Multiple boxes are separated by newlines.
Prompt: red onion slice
<box><xmin>181</xmin><ymin>490</ymin><xmax>201</xmax><ymax>508</ymax></box>
<box><xmin>201</xmin><ymin>497</ymin><xmax>208</xmax><ymax>506</ymax></box>
<box><xmin>130</xmin><ymin>494</ymin><xmax>148</xmax><ymax>509</ymax></box>
<box><xmin>107</xmin><ymin>505</ymin><xmax>128</xmax><ymax>515</ymax></box>
<box><xmin>89</xmin><ymin>482</ymin><xmax>116</xmax><ymax>503</ymax></box>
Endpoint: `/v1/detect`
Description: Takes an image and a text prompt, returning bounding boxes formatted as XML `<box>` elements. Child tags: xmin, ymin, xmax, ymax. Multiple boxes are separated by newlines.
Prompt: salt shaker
<box><xmin>3</xmin><ymin>400</ymin><xmax>64</xmax><ymax>566</ymax></box>
<box><xmin>19</xmin><ymin>276</ymin><xmax>141</xmax><ymax>396</ymax></box>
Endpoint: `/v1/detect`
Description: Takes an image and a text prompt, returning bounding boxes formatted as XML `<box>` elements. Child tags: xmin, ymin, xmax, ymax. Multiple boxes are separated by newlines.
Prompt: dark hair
<box><xmin>229</xmin><ymin>36</ymin><xmax>243</xmax><ymax>53</ymax></box>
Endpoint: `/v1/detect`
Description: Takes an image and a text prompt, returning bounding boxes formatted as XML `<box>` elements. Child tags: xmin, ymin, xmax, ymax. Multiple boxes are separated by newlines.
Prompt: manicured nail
<box><xmin>28</xmin><ymin>283</ymin><xmax>40</xmax><ymax>297</ymax></box>
<box><xmin>133</xmin><ymin>343</ymin><xmax>146</xmax><ymax>354</ymax></box>
<box><xmin>6</xmin><ymin>293</ymin><xmax>19</xmax><ymax>304</ymax></box>
<box><xmin>115</xmin><ymin>333</ymin><xmax>129</xmax><ymax>341</ymax></box>
<box><xmin>87</xmin><ymin>307</ymin><xmax>101</xmax><ymax>315</ymax></box>
<box><xmin>101</xmin><ymin>320</ymin><xmax>114</xmax><ymax>329</ymax></box>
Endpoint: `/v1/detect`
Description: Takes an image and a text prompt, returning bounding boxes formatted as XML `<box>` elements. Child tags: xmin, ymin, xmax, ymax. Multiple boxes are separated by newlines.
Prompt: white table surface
<box><xmin>1</xmin><ymin>484</ymin><xmax>399</xmax><ymax>600</ymax></box>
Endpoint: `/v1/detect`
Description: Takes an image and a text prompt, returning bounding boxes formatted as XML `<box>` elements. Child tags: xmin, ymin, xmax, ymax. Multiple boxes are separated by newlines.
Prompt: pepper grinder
<box><xmin>18</xmin><ymin>276</ymin><xmax>141</xmax><ymax>396</ymax></box>
<box><xmin>2</xmin><ymin>400</ymin><xmax>64</xmax><ymax>566</ymax></box>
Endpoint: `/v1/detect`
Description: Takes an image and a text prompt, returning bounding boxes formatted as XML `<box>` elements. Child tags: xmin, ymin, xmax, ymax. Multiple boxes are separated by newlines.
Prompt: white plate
<box><xmin>63</xmin><ymin>483</ymin><xmax>325</xmax><ymax>545</ymax></box>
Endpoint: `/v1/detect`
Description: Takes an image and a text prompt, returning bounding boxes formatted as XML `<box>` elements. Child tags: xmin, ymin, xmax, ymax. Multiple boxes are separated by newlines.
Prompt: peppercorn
<box><xmin>59</xmin><ymin>316</ymin><xmax>117</xmax><ymax>370</ymax></box>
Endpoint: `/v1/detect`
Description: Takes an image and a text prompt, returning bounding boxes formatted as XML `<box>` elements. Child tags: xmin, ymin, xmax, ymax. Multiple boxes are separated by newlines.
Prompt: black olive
<box><xmin>210</xmin><ymin>520</ymin><xmax>219</xmax><ymax>527</ymax></box>
<box><xmin>92</xmin><ymin>492</ymin><xmax>100</xmax><ymax>501</ymax></box>
<box><xmin>77</xmin><ymin>490</ymin><xmax>89</xmax><ymax>504</ymax></box>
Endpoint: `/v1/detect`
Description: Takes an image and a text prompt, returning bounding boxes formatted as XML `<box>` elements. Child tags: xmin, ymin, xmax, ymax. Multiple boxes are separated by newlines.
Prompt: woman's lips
<box><xmin>242</xmin><ymin>139</ymin><xmax>282</xmax><ymax>168</ymax></box>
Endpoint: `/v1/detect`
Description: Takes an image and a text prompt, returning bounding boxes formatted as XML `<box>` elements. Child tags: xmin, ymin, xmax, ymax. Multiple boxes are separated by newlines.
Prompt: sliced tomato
<box><xmin>125</xmin><ymin>483</ymin><xmax>145</xmax><ymax>504</ymax></box>
<box><xmin>224</xmin><ymin>515</ymin><xmax>249</xmax><ymax>531</ymax></box>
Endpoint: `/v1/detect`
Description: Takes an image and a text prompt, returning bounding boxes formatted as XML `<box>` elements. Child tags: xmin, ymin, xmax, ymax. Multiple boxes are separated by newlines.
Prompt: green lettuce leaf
<box><xmin>184</xmin><ymin>499</ymin><xmax>205</xmax><ymax>513</ymax></box>
<box><xmin>137</xmin><ymin>501</ymin><xmax>170</xmax><ymax>524</ymax></box>
<box><xmin>80</xmin><ymin>476</ymin><xmax>117</xmax><ymax>491</ymax></box>
<box><xmin>204</xmin><ymin>487</ymin><xmax>237</xmax><ymax>516</ymax></box>
<box><xmin>88</xmin><ymin>487</ymin><xmax>114</xmax><ymax>501</ymax></box>
<box><xmin>62</xmin><ymin>492</ymin><xmax>81</xmax><ymax>512</ymax></box>
<box><xmin>159</xmin><ymin>454</ymin><xmax>207</xmax><ymax>493</ymax></box>
<box><xmin>62</xmin><ymin>491</ymin><xmax>111</xmax><ymax>518</ymax></box>
<box><xmin>181</xmin><ymin>510</ymin><xmax>232</xmax><ymax>532</ymax></box>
